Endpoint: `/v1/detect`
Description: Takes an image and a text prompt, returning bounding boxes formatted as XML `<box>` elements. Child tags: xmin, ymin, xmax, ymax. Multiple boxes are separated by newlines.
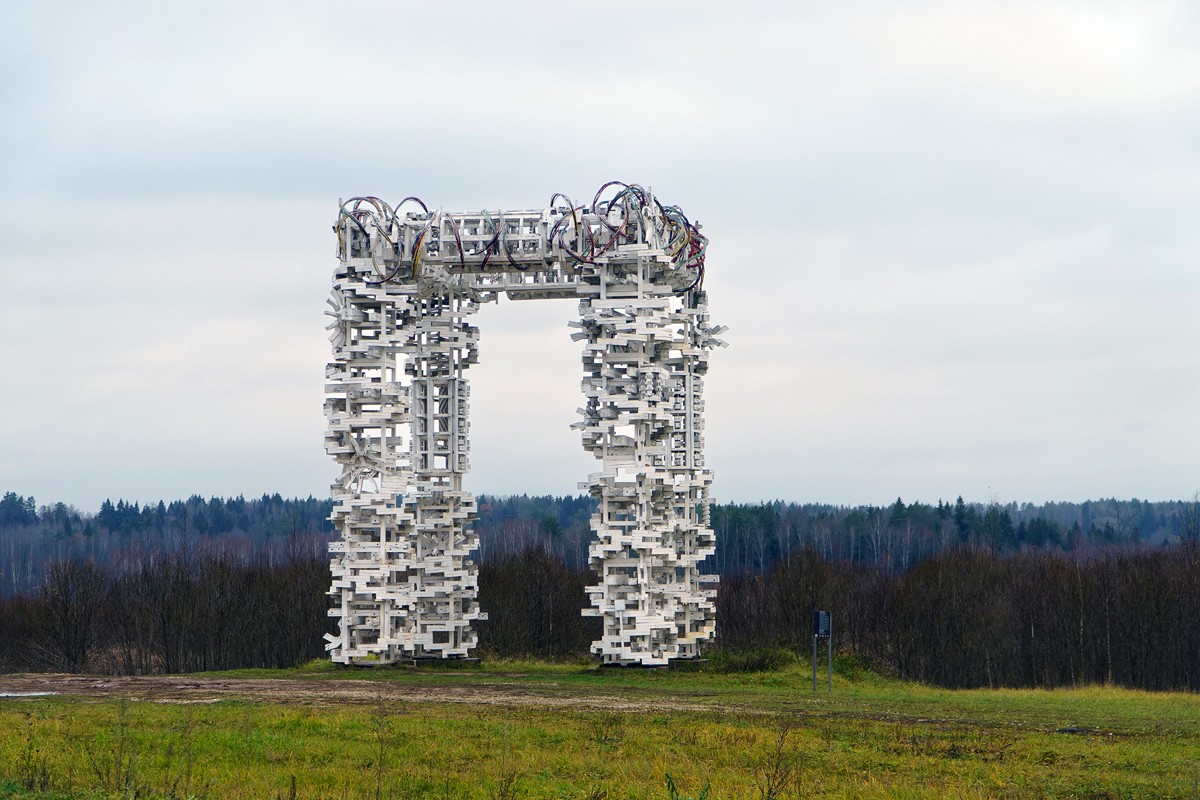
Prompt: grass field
<box><xmin>1</xmin><ymin>656</ymin><xmax>1198</xmax><ymax>799</ymax></box>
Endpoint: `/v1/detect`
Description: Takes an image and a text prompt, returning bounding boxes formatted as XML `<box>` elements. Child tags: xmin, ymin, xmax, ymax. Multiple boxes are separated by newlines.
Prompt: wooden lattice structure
<box><xmin>324</xmin><ymin>184</ymin><xmax>726</xmax><ymax>665</ymax></box>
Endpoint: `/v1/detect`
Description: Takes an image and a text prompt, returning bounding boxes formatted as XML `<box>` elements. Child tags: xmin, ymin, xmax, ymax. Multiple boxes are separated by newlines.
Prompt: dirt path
<box><xmin>0</xmin><ymin>673</ymin><xmax>719</xmax><ymax>713</ymax></box>
<box><xmin>0</xmin><ymin>674</ymin><xmax>1073</xmax><ymax>735</ymax></box>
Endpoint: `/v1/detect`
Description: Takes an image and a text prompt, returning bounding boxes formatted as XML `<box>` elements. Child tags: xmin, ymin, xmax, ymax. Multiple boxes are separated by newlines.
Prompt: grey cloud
<box><xmin>2</xmin><ymin>1</ymin><xmax>1198</xmax><ymax>508</ymax></box>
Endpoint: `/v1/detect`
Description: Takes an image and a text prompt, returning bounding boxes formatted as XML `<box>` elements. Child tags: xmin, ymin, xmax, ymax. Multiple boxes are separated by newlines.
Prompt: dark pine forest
<box><xmin>1</xmin><ymin>490</ymin><xmax>1198</xmax><ymax>690</ymax></box>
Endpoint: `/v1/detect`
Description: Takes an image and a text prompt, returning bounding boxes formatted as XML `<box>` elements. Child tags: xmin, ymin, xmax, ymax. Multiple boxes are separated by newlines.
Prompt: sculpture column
<box><xmin>396</xmin><ymin>293</ymin><xmax>484</xmax><ymax>657</ymax></box>
<box><xmin>324</xmin><ymin>277</ymin><xmax>419</xmax><ymax>663</ymax></box>
<box><xmin>325</xmin><ymin>273</ymin><xmax>484</xmax><ymax>662</ymax></box>
<box><xmin>575</xmin><ymin>259</ymin><xmax>718</xmax><ymax>665</ymax></box>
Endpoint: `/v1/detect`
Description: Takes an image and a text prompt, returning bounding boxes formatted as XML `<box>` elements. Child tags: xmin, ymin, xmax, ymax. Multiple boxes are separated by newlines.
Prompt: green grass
<box><xmin>2</xmin><ymin>657</ymin><xmax>1199</xmax><ymax>798</ymax></box>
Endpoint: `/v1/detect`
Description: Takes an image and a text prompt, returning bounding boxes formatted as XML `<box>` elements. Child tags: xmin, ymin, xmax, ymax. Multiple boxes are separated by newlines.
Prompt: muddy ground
<box><xmin>0</xmin><ymin>673</ymin><xmax>720</xmax><ymax>713</ymax></box>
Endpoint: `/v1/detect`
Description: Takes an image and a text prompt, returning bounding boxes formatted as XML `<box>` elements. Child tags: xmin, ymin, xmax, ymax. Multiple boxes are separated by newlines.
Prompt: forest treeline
<box><xmin>2</xmin><ymin>490</ymin><xmax>1198</xmax><ymax>690</ymax></box>
<box><xmin>0</xmin><ymin>534</ymin><xmax>330</xmax><ymax>674</ymax></box>
<box><xmin>4</xmin><ymin>490</ymin><xmax>1198</xmax><ymax>597</ymax></box>
<box><xmin>0</xmin><ymin>492</ymin><xmax>333</xmax><ymax>597</ymax></box>
<box><xmin>2</xmin><ymin>539</ymin><xmax>1197</xmax><ymax>691</ymax></box>
<box><xmin>718</xmin><ymin>544</ymin><xmax>1200</xmax><ymax>691</ymax></box>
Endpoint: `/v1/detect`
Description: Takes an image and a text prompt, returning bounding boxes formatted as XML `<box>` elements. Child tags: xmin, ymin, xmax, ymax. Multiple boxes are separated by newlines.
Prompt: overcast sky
<box><xmin>2</xmin><ymin>1</ymin><xmax>1198</xmax><ymax>511</ymax></box>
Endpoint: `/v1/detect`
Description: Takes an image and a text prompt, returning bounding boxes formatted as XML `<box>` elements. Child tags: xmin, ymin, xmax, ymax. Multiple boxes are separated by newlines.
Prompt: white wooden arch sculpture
<box><xmin>324</xmin><ymin>183</ymin><xmax>727</xmax><ymax>666</ymax></box>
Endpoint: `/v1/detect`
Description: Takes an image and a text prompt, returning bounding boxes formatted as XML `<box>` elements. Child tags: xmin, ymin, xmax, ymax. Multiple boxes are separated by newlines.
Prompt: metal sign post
<box><xmin>813</xmin><ymin>611</ymin><xmax>831</xmax><ymax>693</ymax></box>
<box><xmin>828</xmin><ymin>615</ymin><xmax>833</xmax><ymax>694</ymax></box>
